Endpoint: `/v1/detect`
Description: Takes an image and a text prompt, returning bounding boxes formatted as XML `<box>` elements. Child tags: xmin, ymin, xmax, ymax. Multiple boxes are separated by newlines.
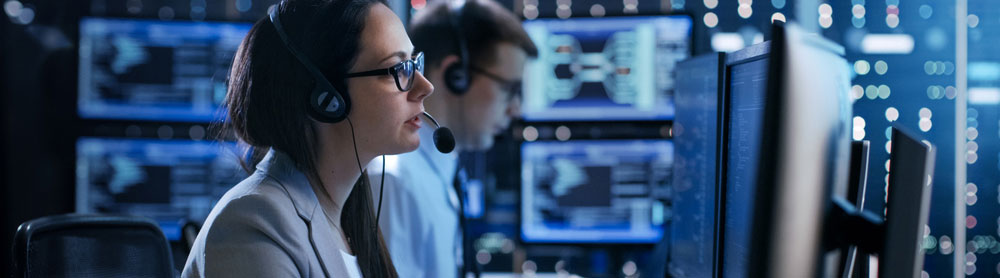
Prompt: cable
<box><xmin>346</xmin><ymin>117</ymin><xmax>386</xmax><ymax>232</ymax></box>
<box><xmin>375</xmin><ymin>155</ymin><xmax>386</xmax><ymax>230</ymax></box>
<box><xmin>345</xmin><ymin>117</ymin><xmax>363</xmax><ymax>172</ymax></box>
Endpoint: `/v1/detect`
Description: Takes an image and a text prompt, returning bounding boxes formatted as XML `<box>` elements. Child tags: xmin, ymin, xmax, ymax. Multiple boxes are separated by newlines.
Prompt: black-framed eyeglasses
<box><xmin>470</xmin><ymin>66</ymin><xmax>521</xmax><ymax>100</ymax></box>
<box><xmin>345</xmin><ymin>52</ymin><xmax>424</xmax><ymax>92</ymax></box>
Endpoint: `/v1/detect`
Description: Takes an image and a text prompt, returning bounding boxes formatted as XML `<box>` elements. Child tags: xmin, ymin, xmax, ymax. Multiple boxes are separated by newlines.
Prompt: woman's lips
<box><xmin>404</xmin><ymin>115</ymin><xmax>421</xmax><ymax>129</ymax></box>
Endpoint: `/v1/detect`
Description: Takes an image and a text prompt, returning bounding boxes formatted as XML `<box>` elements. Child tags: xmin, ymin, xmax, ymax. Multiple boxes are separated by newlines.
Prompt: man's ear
<box><xmin>429</xmin><ymin>54</ymin><xmax>462</xmax><ymax>95</ymax></box>
<box><xmin>432</xmin><ymin>54</ymin><xmax>461</xmax><ymax>79</ymax></box>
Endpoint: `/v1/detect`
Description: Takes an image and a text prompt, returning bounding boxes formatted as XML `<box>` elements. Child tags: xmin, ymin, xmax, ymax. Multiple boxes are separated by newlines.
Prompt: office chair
<box><xmin>12</xmin><ymin>214</ymin><xmax>175</xmax><ymax>278</ymax></box>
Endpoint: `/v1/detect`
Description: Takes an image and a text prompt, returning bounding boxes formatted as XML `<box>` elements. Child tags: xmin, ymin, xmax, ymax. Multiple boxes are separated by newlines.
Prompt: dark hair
<box><xmin>224</xmin><ymin>0</ymin><xmax>396</xmax><ymax>277</ymax></box>
<box><xmin>409</xmin><ymin>0</ymin><xmax>538</xmax><ymax>71</ymax></box>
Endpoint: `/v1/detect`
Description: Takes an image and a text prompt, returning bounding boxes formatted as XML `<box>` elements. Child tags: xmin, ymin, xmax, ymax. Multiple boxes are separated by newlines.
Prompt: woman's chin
<box><xmin>385</xmin><ymin>135</ymin><xmax>420</xmax><ymax>155</ymax></box>
<box><xmin>402</xmin><ymin>139</ymin><xmax>420</xmax><ymax>152</ymax></box>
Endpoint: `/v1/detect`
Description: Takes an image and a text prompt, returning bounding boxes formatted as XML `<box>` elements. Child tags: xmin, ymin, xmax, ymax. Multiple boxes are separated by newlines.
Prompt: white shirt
<box><xmin>369</xmin><ymin>125</ymin><xmax>462</xmax><ymax>278</ymax></box>
<box><xmin>340</xmin><ymin>250</ymin><xmax>362</xmax><ymax>278</ymax></box>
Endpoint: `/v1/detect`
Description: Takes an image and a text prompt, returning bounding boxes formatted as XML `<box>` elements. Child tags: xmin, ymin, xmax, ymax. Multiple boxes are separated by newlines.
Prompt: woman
<box><xmin>182</xmin><ymin>0</ymin><xmax>432</xmax><ymax>277</ymax></box>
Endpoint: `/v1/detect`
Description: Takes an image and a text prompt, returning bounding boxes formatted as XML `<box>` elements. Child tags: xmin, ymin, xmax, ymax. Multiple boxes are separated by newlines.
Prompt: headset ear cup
<box><xmin>308</xmin><ymin>82</ymin><xmax>350</xmax><ymax>123</ymax></box>
<box><xmin>444</xmin><ymin>63</ymin><xmax>469</xmax><ymax>95</ymax></box>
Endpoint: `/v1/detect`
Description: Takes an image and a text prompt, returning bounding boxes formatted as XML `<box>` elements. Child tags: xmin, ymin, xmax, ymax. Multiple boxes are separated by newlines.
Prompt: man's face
<box><xmin>458</xmin><ymin>42</ymin><xmax>526</xmax><ymax>151</ymax></box>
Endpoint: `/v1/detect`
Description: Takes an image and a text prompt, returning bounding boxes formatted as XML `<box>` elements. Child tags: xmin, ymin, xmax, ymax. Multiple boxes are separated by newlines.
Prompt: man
<box><xmin>369</xmin><ymin>1</ymin><xmax>537</xmax><ymax>277</ymax></box>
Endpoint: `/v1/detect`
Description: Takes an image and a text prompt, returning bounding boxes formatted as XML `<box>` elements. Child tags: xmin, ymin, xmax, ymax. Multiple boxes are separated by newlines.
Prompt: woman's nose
<box><xmin>408</xmin><ymin>71</ymin><xmax>434</xmax><ymax>102</ymax></box>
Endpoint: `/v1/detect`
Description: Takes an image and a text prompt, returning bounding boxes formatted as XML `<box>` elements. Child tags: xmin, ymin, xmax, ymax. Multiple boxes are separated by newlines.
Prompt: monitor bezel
<box><xmin>714</xmin><ymin>40</ymin><xmax>771</xmax><ymax>277</ymax></box>
<box><xmin>666</xmin><ymin>51</ymin><xmax>727</xmax><ymax>278</ymax></box>
<box><xmin>880</xmin><ymin>125</ymin><xmax>935</xmax><ymax>278</ymax></box>
<box><xmin>748</xmin><ymin>22</ymin><xmax>853</xmax><ymax>278</ymax></box>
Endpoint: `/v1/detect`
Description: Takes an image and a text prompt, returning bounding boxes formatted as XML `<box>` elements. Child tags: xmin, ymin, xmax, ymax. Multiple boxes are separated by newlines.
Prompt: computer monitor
<box><xmin>75</xmin><ymin>137</ymin><xmax>245</xmax><ymax>241</ymax></box>
<box><xmin>818</xmin><ymin>128</ymin><xmax>935</xmax><ymax>278</ymax></box>
<box><xmin>880</xmin><ymin>126</ymin><xmax>935</xmax><ymax>278</ymax></box>
<box><xmin>840</xmin><ymin>140</ymin><xmax>871</xmax><ymax>277</ymax></box>
<box><xmin>748</xmin><ymin>23</ymin><xmax>854</xmax><ymax>278</ymax></box>
<box><xmin>520</xmin><ymin>139</ymin><xmax>672</xmax><ymax>243</ymax></box>
<box><xmin>78</xmin><ymin>17</ymin><xmax>251</xmax><ymax>122</ymax></box>
<box><xmin>520</xmin><ymin>15</ymin><xmax>692</xmax><ymax>121</ymax></box>
<box><xmin>668</xmin><ymin>52</ymin><xmax>725</xmax><ymax>278</ymax></box>
<box><xmin>718</xmin><ymin>41</ymin><xmax>771</xmax><ymax>278</ymax></box>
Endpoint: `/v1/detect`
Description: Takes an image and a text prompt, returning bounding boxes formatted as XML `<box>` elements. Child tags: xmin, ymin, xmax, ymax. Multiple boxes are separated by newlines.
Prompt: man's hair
<box><xmin>409</xmin><ymin>0</ymin><xmax>538</xmax><ymax>71</ymax></box>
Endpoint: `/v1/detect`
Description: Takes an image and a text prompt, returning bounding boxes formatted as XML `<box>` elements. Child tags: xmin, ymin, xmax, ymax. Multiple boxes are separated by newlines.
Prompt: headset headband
<box><xmin>269</xmin><ymin>5</ymin><xmax>332</xmax><ymax>85</ymax></box>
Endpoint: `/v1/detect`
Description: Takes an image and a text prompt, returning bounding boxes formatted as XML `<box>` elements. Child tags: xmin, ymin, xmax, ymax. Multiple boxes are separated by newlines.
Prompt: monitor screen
<box><xmin>520</xmin><ymin>140</ymin><xmax>672</xmax><ymax>243</ymax></box>
<box><xmin>669</xmin><ymin>53</ymin><xmax>722</xmax><ymax>277</ymax></box>
<box><xmin>76</xmin><ymin>137</ymin><xmax>246</xmax><ymax>241</ymax></box>
<box><xmin>721</xmin><ymin>54</ymin><xmax>770</xmax><ymax>277</ymax></box>
<box><xmin>520</xmin><ymin>15</ymin><xmax>691</xmax><ymax>121</ymax></box>
<box><xmin>78</xmin><ymin>17</ymin><xmax>251</xmax><ymax>122</ymax></box>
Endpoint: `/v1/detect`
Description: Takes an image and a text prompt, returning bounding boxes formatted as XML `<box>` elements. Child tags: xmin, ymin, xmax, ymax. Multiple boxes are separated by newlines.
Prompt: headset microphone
<box><xmin>421</xmin><ymin>111</ymin><xmax>455</xmax><ymax>154</ymax></box>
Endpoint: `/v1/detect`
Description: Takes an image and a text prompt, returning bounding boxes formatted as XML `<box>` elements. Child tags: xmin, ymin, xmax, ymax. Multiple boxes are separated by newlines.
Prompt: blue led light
<box><xmin>919</xmin><ymin>5</ymin><xmax>933</xmax><ymax>19</ymax></box>
<box><xmin>853</xmin><ymin>17</ymin><xmax>866</xmax><ymax>28</ymax></box>
<box><xmin>771</xmin><ymin>0</ymin><xmax>785</xmax><ymax>9</ymax></box>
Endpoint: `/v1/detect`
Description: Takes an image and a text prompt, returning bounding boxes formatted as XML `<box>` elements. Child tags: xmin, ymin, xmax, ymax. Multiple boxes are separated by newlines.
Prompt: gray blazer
<box><xmin>182</xmin><ymin>150</ymin><xmax>359</xmax><ymax>277</ymax></box>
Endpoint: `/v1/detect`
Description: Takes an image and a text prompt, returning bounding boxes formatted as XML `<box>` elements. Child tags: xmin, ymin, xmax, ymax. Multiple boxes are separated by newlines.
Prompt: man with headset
<box><xmin>368</xmin><ymin>0</ymin><xmax>537</xmax><ymax>277</ymax></box>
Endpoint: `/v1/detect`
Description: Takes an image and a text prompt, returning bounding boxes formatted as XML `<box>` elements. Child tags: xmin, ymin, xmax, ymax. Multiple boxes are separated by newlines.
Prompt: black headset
<box><xmin>268</xmin><ymin>2</ymin><xmax>454</xmax><ymax>152</ymax></box>
<box><xmin>443</xmin><ymin>1</ymin><xmax>471</xmax><ymax>95</ymax></box>
<box><xmin>267</xmin><ymin>2</ymin><xmax>456</xmax><ymax>238</ymax></box>
<box><xmin>269</xmin><ymin>4</ymin><xmax>351</xmax><ymax>123</ymax></box>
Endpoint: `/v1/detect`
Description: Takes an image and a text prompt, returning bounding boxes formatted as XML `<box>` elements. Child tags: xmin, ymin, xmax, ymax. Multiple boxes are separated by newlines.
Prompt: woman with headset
<box><xmin>182</xmin><ymin>0</ymin><xmax>434</xmax><ymax>277</ymax></box>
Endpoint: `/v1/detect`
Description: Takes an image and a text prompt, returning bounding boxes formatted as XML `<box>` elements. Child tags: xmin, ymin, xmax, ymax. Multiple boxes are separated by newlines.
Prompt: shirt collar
<box><xmin>417</xmin><ymin>124</ymin><xmax>459</xmax><ymax>183</ymax></box>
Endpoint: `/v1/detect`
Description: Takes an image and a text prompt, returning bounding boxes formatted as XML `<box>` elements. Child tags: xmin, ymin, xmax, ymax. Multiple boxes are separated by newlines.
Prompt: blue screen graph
<box><xmin>521</xmin><ymin>15</ymin><xmax>691</xmax><ymax>121</ymax></box>
<box><xmin>78</xmin><ymin>17</ymin><xmax>251</xmax><ymax>122</ymax></box>
<box><xmin>520</xmin><ymin>140</ymin><xmax>672</xmax><ymax>243</ymax></box>
<box><xmin>75</xmin><ymin>137</ymin><xmax>245</xmax><ymax>240</ymax></box>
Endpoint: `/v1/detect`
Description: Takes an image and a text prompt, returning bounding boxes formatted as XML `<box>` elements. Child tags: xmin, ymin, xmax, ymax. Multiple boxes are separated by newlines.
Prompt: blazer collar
<box><xmin>256</xmin><ymin>150</ymin><xmax>317</xmax><ymax>220</ymax></box>
<box><xmin>256</xmin><ymin>149</ymin><xmax>351</xmax><ymax>277</ymax></box>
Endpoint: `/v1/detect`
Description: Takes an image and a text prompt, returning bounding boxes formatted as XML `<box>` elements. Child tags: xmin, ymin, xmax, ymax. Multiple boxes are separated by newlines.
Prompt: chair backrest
<box><xmin>13</xmin><ymin>214</ymin><xmax>175</xmax><ymax>278</ymax></box>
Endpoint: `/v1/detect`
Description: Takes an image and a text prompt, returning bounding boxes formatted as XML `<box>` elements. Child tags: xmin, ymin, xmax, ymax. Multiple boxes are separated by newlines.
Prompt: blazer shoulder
<box><xmin>186</xmin><ymin>174</ymin><xmax>313</xmax><ymax>277</ymax></box>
